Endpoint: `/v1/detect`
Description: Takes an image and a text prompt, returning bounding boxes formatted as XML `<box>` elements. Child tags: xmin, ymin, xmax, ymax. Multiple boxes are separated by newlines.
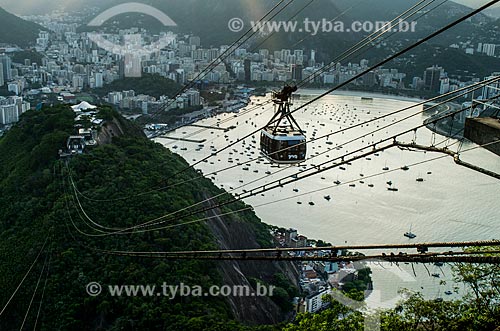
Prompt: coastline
<box><xmin>292</xmin><ymin>88</ymin><xmax>425</xmax><ymax>103</ymax></box>
<box><xmin>155</xmin><ymin>91</ymin><xmax>500</xmax><ymax>307</ymax></box>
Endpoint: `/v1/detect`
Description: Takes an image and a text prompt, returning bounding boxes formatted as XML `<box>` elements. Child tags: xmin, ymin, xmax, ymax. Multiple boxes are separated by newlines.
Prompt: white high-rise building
<box><xmin>309</xmin><ymin>49</ymin><xmax>316</xmax><ymax>67</ymax></box>
<box><xmin>439</xmin><ymin>77</ymin><xmax>450</xmax><ymax>94</ymax></box>
<box><xmin>0</xmin><ymin>54</ymin><xmax>12</xmax><ymax>81</ymax></box>
<box><xmin>305</xmin><ymin>288</ymin><xmax>332</xmax><ymax>313</ymax></box>
<box><xmin>72</xmin><ymin>75</ymin><xmax>84</xmax><ymax>89</ymax></box>
<box><xmin>482</xmin><ymin>43</ymin><xmax>496</xmax><ymax>57</ymax></box>
<box><xmin>8</xmin><ymin>82</ymin><xmax>20</xmax><ymax>95</ymax></box>
<box><xmin>0</xmin><ymin>104</ymin><xmax>18</xmax><ymax>124</ymax></box>
<box><xmin>280</xmin><ymin>49</ymin><xmax>291</xmax><ymax>62</ymax></box>
<box><xmin>184</xmin><ymin>89</ymin><xmax>200</xmax><ymax>107</ymax></box>
<box><xmin>482</xmin><ymin>73</ymin><xmax>500</xmax><ymax>99</ymax></box>
<box><xmin>0</xmin><ymin>96</ymin><xmax>29</xmax><ymax>124</ymax></box>
<box><xmin>95</xmin><ymin>72</ymin><xmax>103</xmax><ymax>88</ymax></box>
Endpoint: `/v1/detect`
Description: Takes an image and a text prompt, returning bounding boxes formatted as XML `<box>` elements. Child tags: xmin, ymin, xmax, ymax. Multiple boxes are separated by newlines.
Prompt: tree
<box><xmin>282</xmin><ymin>247</ymin><xmax>500</xmax><ymax>330</ymax></box>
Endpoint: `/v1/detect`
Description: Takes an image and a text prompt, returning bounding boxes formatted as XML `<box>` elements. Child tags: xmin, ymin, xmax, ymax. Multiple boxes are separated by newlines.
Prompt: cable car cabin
<box><xmin>260</xmin><ymin>126</ymin><xmax>306</xmax><ymax>163</ymax></box>
<box><xmin>260</xmin><ymin>84</ymin><xmax>306</xmax><ymax>164</ymax></box>
<box><xmin>260</xmin><ymin>85</ymin><xmax>306</xmax><ymax>163</ymax></box>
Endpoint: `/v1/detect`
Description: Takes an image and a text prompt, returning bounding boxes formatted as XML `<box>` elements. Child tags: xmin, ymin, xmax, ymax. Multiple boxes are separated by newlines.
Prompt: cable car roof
<box><xmin>261</xmin><ymin>127</ymin><xmax>306</xmax><ymax>141</ymax></box>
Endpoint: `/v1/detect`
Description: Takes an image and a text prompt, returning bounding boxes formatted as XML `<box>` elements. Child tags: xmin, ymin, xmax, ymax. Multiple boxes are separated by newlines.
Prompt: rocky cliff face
<box><xmin>205</xmin><ymin>198</ymin><xmax>300</xmax><ymax>325</ymax></box>
<box><xmin>95</xmin><ymin>112</ymin><xmax>300</xmax><ymax>325</ymax></box>
<box><xmin>0</xmin><ymin>104</ymin><xmax>300</xmax><ymax>329</ymax></box>
<box><xmin>97</xmin><ymin>116</ymin><xmax>146</xmax><ymax>144</ymax></box>
<box><xmin>94</xmin><ymin>111</ymin><xmax>299</xmax><ymax>325</ymax></box>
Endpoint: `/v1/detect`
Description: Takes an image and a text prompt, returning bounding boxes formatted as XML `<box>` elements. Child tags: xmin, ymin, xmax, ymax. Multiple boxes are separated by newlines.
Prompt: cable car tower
<box><xmin>260</xmin><ymin>85</ymin><xmax>306</xmax><ymax>163</ymax></box>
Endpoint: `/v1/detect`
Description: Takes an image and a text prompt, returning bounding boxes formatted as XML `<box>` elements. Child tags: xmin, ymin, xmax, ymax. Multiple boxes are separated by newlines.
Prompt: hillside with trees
<box><xmin>0</xmin><ymin>105</ymin><xmax>296</xmax><ymax>330</ymax></box>
<box><xmin>0</xmin><ymin>7</ymin><xmax>45</xmax><ymax>47</ymax></box>
<box><xmin>0</xmin><ymin>105</ymin><xmax>498</xmax><ymax>330</ymax></box>
<box><xmin>94</xmin><ymin>74</ymin><xmax>182</xmax><ymax>99</ymax></box>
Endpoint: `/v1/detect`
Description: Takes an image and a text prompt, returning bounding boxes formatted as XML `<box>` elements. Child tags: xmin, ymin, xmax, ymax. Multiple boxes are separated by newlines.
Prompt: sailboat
<box><xmin>404</xmin><ymin>225</ymin><xmax>417</xmax><ymax>239</ymax></box>
<box><xmin>416</xmin><ymin>171</ymin><xmax>424</xmax><ymax>182</ymax></box>
<box><xmin>387</xmin><ymin>180</ymin><xmax>398</xmax><ymax>191</ymax></box>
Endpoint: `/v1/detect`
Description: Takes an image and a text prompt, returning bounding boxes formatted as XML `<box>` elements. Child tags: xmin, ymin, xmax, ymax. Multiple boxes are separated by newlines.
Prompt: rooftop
<box><xmin>473</xmin><ymin>117</ymin><xmax>500</xmax><ymax>130</ymax></box>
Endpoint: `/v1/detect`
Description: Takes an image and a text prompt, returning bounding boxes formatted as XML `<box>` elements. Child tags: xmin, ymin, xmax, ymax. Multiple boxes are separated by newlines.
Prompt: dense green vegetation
<box><xmin>201</xmin><ymin>90</ymin><xmax>225</xmax><ymax>106</ymax></box>
<box><xmin>0</xmin><ymin>105</ymin><xmax>498</xmax><ymax>330</ymax></box>
<box><xmin>0</xmin><ymin>105</ymin><xmax>284</xmax><ymax>330</ymax></box>
<box><xmin>94</xmin><ymin>74</ymin><xmax>182</xmax><ymax>99</ymax></box>
<box><xmin>393</xmin><ymin>45</ymin><xmax>500</xmax><ymax>84</ymax></box>
<box><xmin>0</xmin><ymin>85</ymin><xmax>15</xmax><ymax>97</ymax></box>
<box><xmin>10</xmin><ymin>50</ymin><xmax>44</xmax><ymax>65</ymax></box>
<box><xmin>0</xmin><ymin>7</ymin><xmax>45</xmax><ymax>47</ymax></box>
<box><xmin>136</xmin><ymin>104</ymin><xmax>205</xmax><ymax>127</ymax></box>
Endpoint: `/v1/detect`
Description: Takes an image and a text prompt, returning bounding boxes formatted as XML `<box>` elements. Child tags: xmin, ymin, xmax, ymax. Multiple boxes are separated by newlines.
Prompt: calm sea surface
<box><xmin>156</xmin><ymin>90</ymin><xmax>499</xmax><ymax>307</ymax></box>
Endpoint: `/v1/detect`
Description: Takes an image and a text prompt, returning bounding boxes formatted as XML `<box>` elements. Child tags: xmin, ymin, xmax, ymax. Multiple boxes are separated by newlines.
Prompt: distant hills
<box><xmin>485</xmin><ymin>6</ymin><xmax>500</xmax><ymax>18</ymax></box>
<box><xmin>0</xmin><ymin>0</ymin><xmax>497</xmax><ymax>71</ymax></box>
<box><xmin>80</xmin><ymin>0</ymin><xmax>494</xmax><ymax>53</ymax></box>
<box><xmin>0</xmin><ymin>7</ymin><xmax>44</xmax><ymax>47</ymax></box>
<box><xmin>72</xmin><ymin>0</ymin><xmax>498</xmax><ymax>82</ymax></box>
<box><xmin>393</xmin><ymin>45</ymin><xmax>500</xmax><ymax>83</ymax></box>
<box><xmin>1</xmin><ymin>0</ymin><xmax>494</xmax><ymax>52</ymax></box>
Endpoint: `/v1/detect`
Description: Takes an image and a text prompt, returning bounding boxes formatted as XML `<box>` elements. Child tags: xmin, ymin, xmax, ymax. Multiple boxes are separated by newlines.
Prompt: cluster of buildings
<box><xmin>449</xmin><ymin>42</ymin><xmax>500</xmax><ymax>57</ymax></box>
<box><xmin>0</xmin><ymin>54</ymin><xmax>29</xmax><ymax>95</ymax></box>
<box><xmin>106</xmin><ymin>88</ymin><xmax>201</xmax><ymax>114</ymax></box>
<box><xmin>424</xmin><ymin>78</ymin><xmax>500</xmax><ymax>130</ymax></box>
<box><xmin>455</xmin><ymin>77</ymin><xmax>500</xmax><ymax>124</ymax></box>
<box><xmin>411</xmin><ymin>65</ymin><xmax>499</xmax><ymax>98</ymax></box>
<box><xmin>0</xmin><ymin>8</ymin><xmax>496</xmax><ymax>132</ymax></box>
<box><xmin>273</xmin><ymin>228</ymin><xmax>370</xmax><ymax>314</ymax></box>
<box><xmin>411</xmin><ymin>65</ymin><xmax>451</xmax><ymax>94</ymax></box>
<box><xmin>225</xmin><ymin>48</ymin><xmax>409</xmax><ymax>89</ymax></box>
<box><xmin>0</xmin><ymin>96</ymin><xmax>30</xmax><ymax>125</ymax></box>
<box><xmin>298</xmin><ymin>260</ymin><xmax>362</xmax><ymax>314</ymax></box>
<box><xmin>1</xmin><ymin>12</ymin><xmax>408</xmax><ymax>102</ymax></box>
<box><xmin>61</xmin><ymin>101</ymin><xmax>101</xmax><ymax>157</ymax></box>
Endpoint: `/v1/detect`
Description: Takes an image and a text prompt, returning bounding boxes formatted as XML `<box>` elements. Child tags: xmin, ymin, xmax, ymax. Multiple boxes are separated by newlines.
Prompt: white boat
<box><xmin>404</xmin><ymin>231</ymin><xmax>416</xmax><ymax>239</ymax></box>
<box><xmin>404</xmin><ymin>225</ymin><xmax>416</xmax><ymax>239</ymax></box>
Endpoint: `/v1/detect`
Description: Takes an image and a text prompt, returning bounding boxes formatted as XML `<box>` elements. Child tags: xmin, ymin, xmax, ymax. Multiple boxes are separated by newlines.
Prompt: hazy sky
<box><xmin>455</xmin><ymin>0</ymin><xmax>500</xmax><ymax>6</ymax></box>
<box><xmin>0</xmin><ymin>0</ymin><xmax>499</xmax><ymax>15</ymax></box>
